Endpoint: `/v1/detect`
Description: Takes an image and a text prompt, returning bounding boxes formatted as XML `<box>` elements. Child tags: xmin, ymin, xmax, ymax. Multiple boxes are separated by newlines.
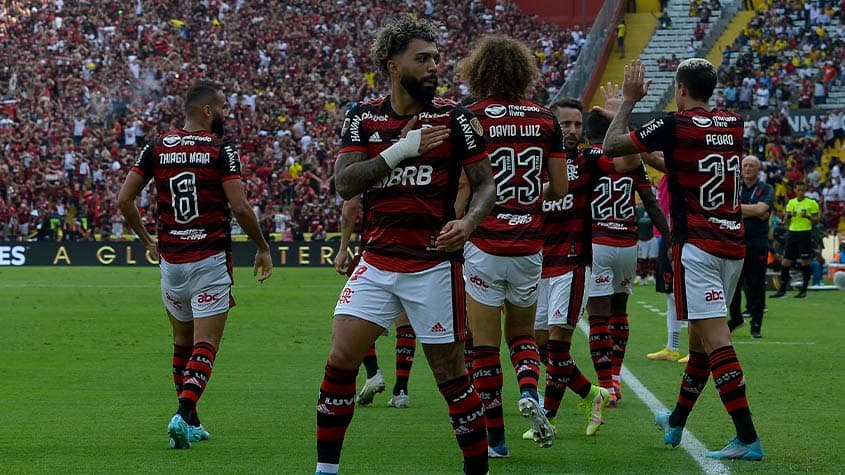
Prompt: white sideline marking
<box><xmin>0</xmin><ymin>283</ymin><xmax>157</xmax><ymax>288</ymax></box>
<box><xmin>734</xmin><ymin>341</ymin><xmax>815</xmax><ymax>345</ymax></box>
<box><xmin>577</xmin><ymin>319</ymin><xmax>731</xmax><ymax>475</ymax></box>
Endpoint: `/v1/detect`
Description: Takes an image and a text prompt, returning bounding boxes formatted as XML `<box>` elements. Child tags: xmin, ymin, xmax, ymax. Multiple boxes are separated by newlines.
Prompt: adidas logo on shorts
<box><xmin>430</xmin><ymin>322</ymin><xmax>446</xmax><ymax>333</ymax></box>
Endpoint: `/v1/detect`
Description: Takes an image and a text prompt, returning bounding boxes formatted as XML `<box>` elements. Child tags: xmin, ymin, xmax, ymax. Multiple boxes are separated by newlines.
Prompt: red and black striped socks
<box><xmin>316</xmin><ymin>363</ymin><xmax>358</xmax><ymax>466</ymax></box>
<box><xmin>393</xmin><ymin>325</ymin><xmax>416</xmax><ymax>395</ymax></box>
<box><xmin>438</xmin><ymin>374</ymin><xmax>488</xmax><ymax>475</ymax></box>
<box><xmin>470</xmin><ymin>345</ymin><xmax>504</xmax><ymax>445</ymax></box>
<box><xmin>176</xmin><ymin>341</ymin><xmax>217</xmax><ymax>421</ymax></box>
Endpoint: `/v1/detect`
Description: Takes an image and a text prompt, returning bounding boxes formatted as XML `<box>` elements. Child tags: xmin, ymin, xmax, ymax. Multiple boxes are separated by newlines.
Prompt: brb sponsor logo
<box><xmin>704</xmin><ymin>289</ymin><xmax>724</xmax><ymax>303</ymax></box>
<box><xmin>595</xmin><ymin>274</ymin><xmax>611</xmax><ymax>285</ymax></box>
<box><xmin>375</xmin><ymin>164</ymin><xmax>433</xmax><ymax>188</ymax></box>
<box><xmin>469</xmin><ymin>274</ymin><xmax>489</xmax><ymax>289</ymax></box>
<box><xmin>0</xmin><ymin>245</ymin><xmax>26</xmax><ymax>266</ymax></box>
<box><xmin>543</xmin><ymin>194</ymin><xmax>574</xmax><ymax>212</ymax></box>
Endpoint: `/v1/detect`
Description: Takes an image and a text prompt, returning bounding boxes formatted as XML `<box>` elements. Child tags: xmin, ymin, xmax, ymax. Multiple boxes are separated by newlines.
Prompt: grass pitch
<box><xmin>0</xmin><ymin>267</ymin><xmax>842</xmax><ymax>474</ymax></box>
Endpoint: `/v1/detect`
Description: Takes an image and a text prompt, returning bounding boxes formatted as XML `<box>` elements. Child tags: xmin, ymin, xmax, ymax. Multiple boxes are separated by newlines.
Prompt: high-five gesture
<box><xmin>592</xmin><ymin>81</ymin><xmax>624</xmax><ymax>120</ymax></box>
<box><xmin>622</xmin><ymin>59</ymin><xmax>651</xmax><ymax>103</ymax></box>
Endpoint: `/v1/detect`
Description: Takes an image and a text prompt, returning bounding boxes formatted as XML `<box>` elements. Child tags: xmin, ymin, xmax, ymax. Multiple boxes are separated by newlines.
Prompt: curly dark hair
<box><xmin>456</xmin><ymin>35</ymin><xmax>539</xmax><ymax>102</ymax></box>
<box><xmin>371</xmin><ymin>15</ymin><xmax>439</xmax><ymax>74</ymax></box>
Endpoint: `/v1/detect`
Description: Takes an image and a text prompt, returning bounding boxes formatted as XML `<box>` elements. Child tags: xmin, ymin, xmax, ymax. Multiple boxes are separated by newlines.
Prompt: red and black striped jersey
<box><xmin>629</xmin><ymin>108</ymin><xmax>745</xmax><ymax>259</ymax></box>
<box><xmin>590</xmin><ymin>161</ymin><xmax>651</xmax><ymax>247</ymax></box>
<box><xmin>542</xmin><ymin>146</ymin><xmax>615</xmax><ymax>278</ymax></box>
<box><xmin>466</xmin><ymin>98</ymin><xmax>566</xmax><ymax>256</ymax></box>
<box><xmin>132</xmin><ymin>129</ymin><xmax>241</xmax><ymax>263</ymax></box>
<box><xmin>339</xmin><ymin>96</ymin><xmax>488</xmax><ymax>273</ymax></box>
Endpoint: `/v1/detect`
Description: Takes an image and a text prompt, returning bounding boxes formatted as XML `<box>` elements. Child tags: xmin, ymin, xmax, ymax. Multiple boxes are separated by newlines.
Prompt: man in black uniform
<box><xmin>728</xmin><ymin>155</ymin><xmax>773</xmax><ymax>339</ymax></box>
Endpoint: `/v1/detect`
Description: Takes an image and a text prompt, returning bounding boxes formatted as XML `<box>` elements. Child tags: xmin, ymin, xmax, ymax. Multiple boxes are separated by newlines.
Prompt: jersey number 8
<box><xmin>170</xmin><ymin>172</ymin><xmax>199</xmax><ymax>224</ymax></box>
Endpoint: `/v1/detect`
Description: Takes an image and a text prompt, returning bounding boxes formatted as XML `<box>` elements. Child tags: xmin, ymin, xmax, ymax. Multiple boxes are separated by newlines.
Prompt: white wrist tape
<box><xmin>380</xmin><ymin>128</ymin><xmax>422</xmax><ymax>168</ymax></box>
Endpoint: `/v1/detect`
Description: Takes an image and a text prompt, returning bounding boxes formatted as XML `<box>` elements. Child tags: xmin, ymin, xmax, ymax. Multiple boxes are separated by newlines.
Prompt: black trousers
<box><xmin>729</xmin><ymin>245</ymin><xmax>767</xmax><ymax>331</ymax></box>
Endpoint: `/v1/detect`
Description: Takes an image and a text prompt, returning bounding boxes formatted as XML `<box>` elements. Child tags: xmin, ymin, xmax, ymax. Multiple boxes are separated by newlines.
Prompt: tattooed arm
<box><xmin>434</xmin><ymin>158</ymin><xmax>495</xmax><ymax>252</ymax></box>
<box><xmin>334</xmin><ymin>151</ymin><xmax>390</xmax><ymax>199</ymax></box>
<box><xmin>334</xmin><ymin>119</ymin><xmax>450</xmax><ymax>199</ymax></box>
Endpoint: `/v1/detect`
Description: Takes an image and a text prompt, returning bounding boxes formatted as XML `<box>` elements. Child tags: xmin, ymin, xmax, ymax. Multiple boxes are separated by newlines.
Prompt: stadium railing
<box><xmin>553</xmin><ymin>0</ymin><xmax>624</xmax><ymax>106</ymax></box>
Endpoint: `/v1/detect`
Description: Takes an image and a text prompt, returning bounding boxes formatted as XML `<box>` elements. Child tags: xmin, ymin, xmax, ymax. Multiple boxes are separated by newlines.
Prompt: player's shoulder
<box><xmin>675</xmin><ymin>107</ymin><xmax>741</xmax><ymax>127</ymax></box>
<box><xmin>431</xmin><ymin>96</ymin><xmax>459</xmax><ymax>110</ymax></box>
<box><xmin>348</xmin><ymin>96</ymin><xmax>388</xmax><ymax>115</ymax></box>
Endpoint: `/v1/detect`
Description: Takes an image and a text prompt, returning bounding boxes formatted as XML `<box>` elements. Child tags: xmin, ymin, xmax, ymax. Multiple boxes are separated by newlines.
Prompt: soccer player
<box><xmin>771</xmin><ymin>181</ymin><xmax>819</xmax><ymax>299</ymax></box>
<box><xmin>585</xmin><ymin>107</ymin><xmax>669</xmax><ymax>407</ymax></box>
<box><xmin>117</xmin><ymin>80</ymin><xmax>273</xmax><ymax>449</ymax></box>
<box><xmin>456</xmin><ymin>35</ymin><xmax>568</xmax><ymax>456</ymax></box>
<box><xmin>729</xmin><ymin>156</ymin><xmax>773</xmax><ymax>336</ymax></box>
<box><xmin>315</xmin><ymin>15</ymin><xmax>496</xmax><ymax>475</ymax></box>
<box><xmin>333</xmin><ymin>195</ymin><xmax>415</xmax><ymax>408</ymax></box>
<box><xmin>603</xmin><ymin>58</ymin><xmax>763</xmax><ymax>461</ymax></box>
<box><xmin>527</xmin><ymin>92</ymin><xmax>641</xmax><ymax>440</ymax></box>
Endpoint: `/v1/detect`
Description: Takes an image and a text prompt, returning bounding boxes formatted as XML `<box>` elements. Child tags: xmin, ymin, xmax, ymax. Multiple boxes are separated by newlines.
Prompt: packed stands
<box><xmin>716</xmin><ymin>0</ymin><xmax>845</xmax><ymax>238</ymax></box>
<box><xmin>0</xmin><ymin>0</ymin><xmax>586</xmax><ymax>242</ymax></box>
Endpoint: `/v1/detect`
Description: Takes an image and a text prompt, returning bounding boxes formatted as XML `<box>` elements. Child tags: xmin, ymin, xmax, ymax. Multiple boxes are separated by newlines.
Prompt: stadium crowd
<box><xmin>710</xmin><ymin>1</ymin><xmax>845</xmax><ymax>242</ymax></box>
<box><xmin>0</xmin><ymin>0</ymin><xmax>585</xmax><ymax>242</ymax></box>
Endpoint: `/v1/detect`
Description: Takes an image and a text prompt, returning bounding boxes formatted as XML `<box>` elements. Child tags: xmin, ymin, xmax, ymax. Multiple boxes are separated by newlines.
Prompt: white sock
<box><xmin>316</xmin><ymin>463</ymin><xmax>339</xmax><ymax>474</ymax></box>
<box><xmin>665</xmin><ymin>293</ymin><xmax>680</xmax><ymax>351</ymax></box>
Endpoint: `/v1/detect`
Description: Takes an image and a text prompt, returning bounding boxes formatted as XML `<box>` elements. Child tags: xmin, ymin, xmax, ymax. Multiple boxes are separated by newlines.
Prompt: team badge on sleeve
<box><xmin>470</xmin><ymin>117</ymin><xmax>483</xmax><ymax>136</ymax></box>
<box><xmin>341</xmin><ymin>117</ymin><xmax>351</xmax><ymax>137</ymax></box>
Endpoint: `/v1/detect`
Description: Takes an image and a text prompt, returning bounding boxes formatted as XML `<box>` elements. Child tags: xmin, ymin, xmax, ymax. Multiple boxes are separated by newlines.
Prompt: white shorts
<box><xmin>160</xmin><ymin>251</ymin><xmax>233</xmax><ymax>322</ymax></box>
<box><xmin>674</xmin><ymin>243</ymin><xmax>742</xmax><ymax>320</ymax></box>
<box><xmin>589</xmin><ymin>243</ymin><xmax>637</xmax><ymax>297</ymax></box>
<box><xmin>463</xmin><ymin>242</ymin><xmax>542</xmax><ymax>308</ymax></box>
<box><xmin>534</xmin><ymin>266</ymin><xmax>591</xmax><ymax>331</ymax></box>
<box><xmin>334</xmin><ymin>256</ymin><xmax>467</xmax><ymax>344</ymax></box>
<box><xmin>637</xmin><ymin>237</ymin><xmax>659</xmax><ymax>259</ymax></box>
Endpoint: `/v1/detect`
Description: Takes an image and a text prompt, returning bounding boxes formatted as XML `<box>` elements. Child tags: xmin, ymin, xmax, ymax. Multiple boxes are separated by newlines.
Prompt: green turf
<box><xmin>0</xmin><ymin>267</ymin><xmax>842</xmax><ymax>474</ymax></box>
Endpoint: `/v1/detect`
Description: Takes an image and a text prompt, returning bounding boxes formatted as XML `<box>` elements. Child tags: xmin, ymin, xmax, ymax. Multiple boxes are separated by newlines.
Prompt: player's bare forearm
<box><xmin>233</xmin><ymin>206</ymin><xmax>270</xmax><ymax>252</ymax></box>
<box><xmin>117</xmin><ymin>172</ymin><xmax>155</xmax><ymax>247</ymax></box>
<box><xmin>454</xmin><ymin>171</ymin><xmax>470</xmax><ymax>218</ymax></box>
<box><xmin>640</xmin><ymin>188</ymin><xmax>670</xmax><ymax>239</ymax></box>
<box><xmin>338</xmin><ymin>196</ymin><xmax>360</xmax><ymax>250</ymax></box>
<box><xmin>641</xmin><ymin>152</ymin><xmax>666</xmax><ymax>172</ymax></box>
<box><xmin>334</xmin><ymin>152</ymin><xmax>390</xmax><ymax>199</ymax></box>
<box><xmin>461</xmin><ymin>159</ymin><xmax>495</xmax><ymax>231</ymax></box>
<box><xmin>602</xmin><ymin>100</ymin><xmax>641</xmax><ymax>157</ymax></box>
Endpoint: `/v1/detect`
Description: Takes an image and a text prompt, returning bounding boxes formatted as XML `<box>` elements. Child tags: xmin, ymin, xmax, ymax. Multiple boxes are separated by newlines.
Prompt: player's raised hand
<box><xmin>601</xmin><ymin>82</ymin><xmax>624</xmax><ymax>115</ymax></box>
<box><xmin>592</xmin><ymin>82</ymin><xmax>624</xmax><ymax>119</ymax></box>
<box><xmin>622</xmin><ymin>59</ymin><xmax>651</xmax><ymax>103</ymax></box>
